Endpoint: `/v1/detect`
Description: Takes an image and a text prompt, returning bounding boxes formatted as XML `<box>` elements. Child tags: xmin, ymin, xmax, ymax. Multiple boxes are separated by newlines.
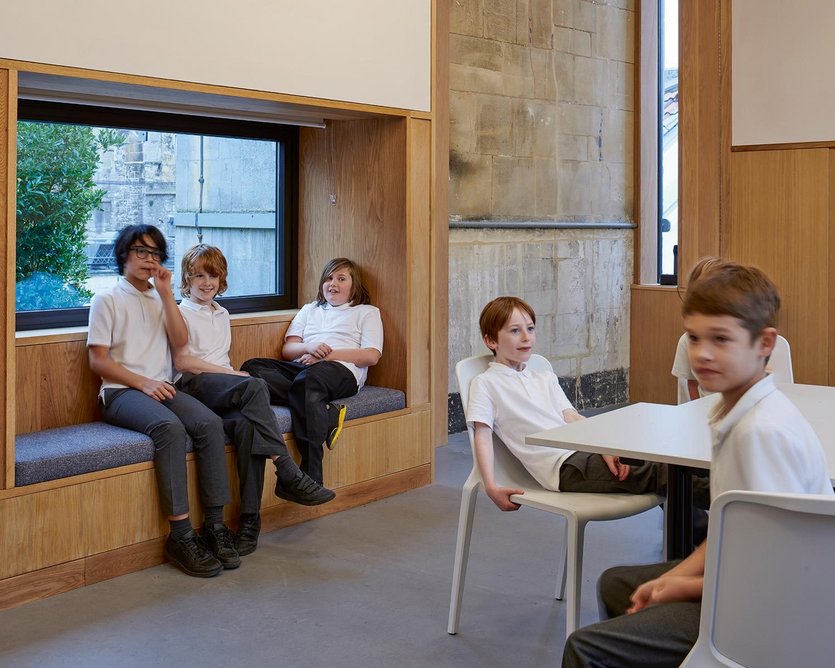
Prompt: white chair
<box><xmin>448</xmin><ymin>354</ymin><xmax>663</xmax><ymax>638</ymax></box>
<box><xmin>677</xmin><ymin>334</ymin><xmax>793</xmax><ymax>404</ymax></box>
<box><xmin>768</xmin><ymin>334</ymin><xmax>794</xmax><ymax>383</ymax></box>
<box><xmin>681</xmin><ymin>490</ymin><xmax>835</xmax><ymax>667</ymax></box>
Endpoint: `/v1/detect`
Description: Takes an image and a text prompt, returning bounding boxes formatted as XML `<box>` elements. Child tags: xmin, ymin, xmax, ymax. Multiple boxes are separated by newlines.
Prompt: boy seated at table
<box><xmin>466</xmin><ymin>296</ymin><xmax>668</xmax><ymax>511</ymax></box>
<box><xmin>562</xmin><ymin>261</ymin><xmax>833</xmax><ymax>668</ymax></box>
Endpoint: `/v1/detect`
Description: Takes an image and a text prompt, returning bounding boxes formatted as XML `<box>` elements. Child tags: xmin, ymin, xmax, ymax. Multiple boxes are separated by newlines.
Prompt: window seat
<box><xmin>15</xmin><ymin>386</ymin><xmax>406</xmax><ymax>486</ymax></box>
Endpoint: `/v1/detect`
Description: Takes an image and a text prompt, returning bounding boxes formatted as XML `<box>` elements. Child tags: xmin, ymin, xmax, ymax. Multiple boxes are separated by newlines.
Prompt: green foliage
<box><xmin>16</xmin><ymin>122</ymin><xmax>123</xmax><ymax>309</ymax></box>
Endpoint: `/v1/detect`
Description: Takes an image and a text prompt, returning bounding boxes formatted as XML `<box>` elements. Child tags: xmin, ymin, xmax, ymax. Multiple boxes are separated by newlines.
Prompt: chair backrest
<box><xmin>683</xmin><ymin>490</ymin><xmax>835</xmax><ymax>667</ymax></box>
<box><xmin>455</xmin><ymin>354</ymin><xmax>554</xmax><ymax>490</ymax></box>
<box><xmin>768</xmin><ymin>334</ymin><xmax>794</xmax><ymax>383</ymax></box>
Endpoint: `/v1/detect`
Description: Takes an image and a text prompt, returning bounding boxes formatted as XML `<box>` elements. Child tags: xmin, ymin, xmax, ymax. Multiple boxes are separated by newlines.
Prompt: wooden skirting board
<box><xmin>0</xmin><ymin>464</ymin><xmax>430</xmax><ymax>612</ymax></box>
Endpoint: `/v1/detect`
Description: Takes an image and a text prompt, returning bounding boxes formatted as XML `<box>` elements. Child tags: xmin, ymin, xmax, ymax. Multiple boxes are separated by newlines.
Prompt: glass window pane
<box><xmin>659</xmin><ymin>0</ymin><xmax>679</xmax><ymax>279</ymax></box>
<box><xmin>16</xmin><ymin>121</ymin><xmax>281</xmax><ymax>313</ymax></box>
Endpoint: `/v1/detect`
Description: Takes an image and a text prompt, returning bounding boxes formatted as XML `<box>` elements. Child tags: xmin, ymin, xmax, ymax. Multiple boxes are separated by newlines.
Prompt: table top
<box><xmin>525</xmin><ymin>383</ymin><xmax>835</xmax><ymax>480</ymax></box>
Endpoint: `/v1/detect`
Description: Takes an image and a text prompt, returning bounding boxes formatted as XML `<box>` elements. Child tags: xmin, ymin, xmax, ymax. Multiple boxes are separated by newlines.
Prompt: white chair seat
<box><xmin>448</xmin><ymin>353</ymin><xmax>662</xmax><ymax>639</ymax></box>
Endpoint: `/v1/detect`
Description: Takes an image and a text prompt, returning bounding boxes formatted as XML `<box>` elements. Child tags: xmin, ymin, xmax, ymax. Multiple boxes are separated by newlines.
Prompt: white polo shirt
<box><xmin>709</xmin><ymin>374</ymin><xmax>833</xmax><ymax>502</ymax></box>
<box><xmin>178</xmin><ymin>299</ymin><xmax>233</xmax><ymax>371</ymax></box>
<box><xmin>466</xmin><ymin>362</ymin><xmax>576</xmax><ymax>491</ymax></box>
<box><xmin>287</xmin><ymin>301</ymin><xmax>384</xmax><ymax>389</ymax></box>
<box><xmin>87</xmin><ymin>277</ymin><xmax>174</xmax><ymax>395</ymax></box>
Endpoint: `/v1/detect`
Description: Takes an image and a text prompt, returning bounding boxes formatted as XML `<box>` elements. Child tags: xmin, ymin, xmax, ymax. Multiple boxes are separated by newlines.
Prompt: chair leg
<box><xmin>448</xmin><ymin>479</ymin><xmax>479</xmax><ymax>635</ymax></box>
<box><xmin>564</xmin><ymin>518</ymin><xmax>586</xmax><ymax>638</ymax></box>
<box><xmin>555</xmin><ymin>518</ymin><xmax>567</xmax><ymax>600</ymax></box>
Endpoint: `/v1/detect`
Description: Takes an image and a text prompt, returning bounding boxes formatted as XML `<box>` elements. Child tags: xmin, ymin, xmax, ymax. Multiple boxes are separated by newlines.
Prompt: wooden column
<box><xmin>677</xmin><ymin>0</ymin><xmax>730</xmax><ymax>280</ymax></box>
<box><xmin>431</xmin><ymin>0</ymin><xmax>449</xmax><ymax>446</ymax></box>
<box><xmin>0</xmin><ymin>68</ymin><xmax>16</xmax><ymax>489</ymax></box>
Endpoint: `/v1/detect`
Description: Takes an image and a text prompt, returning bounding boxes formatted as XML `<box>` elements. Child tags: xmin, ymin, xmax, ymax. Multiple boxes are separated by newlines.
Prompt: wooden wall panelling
<box><xmin>432</xmin><ymin>0</ymin><xmax>450</xmax><ymax>445</ymax></box>
<box><xmin>407</xmin><ymin>118</ymin><xmax>431</xmax><ymax>408</ymax></box>
<box><xmin>830</xmin><ymin>150</ymin><xmax>835</xmax><ymax>385</ymax></box>
<box><xmin>729</xmin><ymin>148</ymin><xmax>830</xmax><ymax>385</ymax></box>
<box><xmin>629</xmin><ymin>286</ymin><xmax>683</xmax><ymax>404</ymax></box>
<box><xmin>227</xmin><ymin>320</ymin><xmax>290</xmax><ymax>369</ymax></box>
<box><xmin>299</xmin><ymin>119</ymin><xmax>408</xmax><ymax>393</ymax></box>
<box><xmin>677</xmin><ymin>0</ymin><xmax>729</xmax><ymax>278</ymax></box>
<box><xmin>15</xmin><ymin>339</ymin><xmax>101</xmax><ymax>435</ymax></box>
<box><xmin>324</xmin><ymin>410</ymin><xmax>429</xmax><ymax>488</ymax></box>
<box><xmin>1</xmin><ymin>68</ymin><xmax>16</xmax><ymax>488</ymax></box>
<box><xmin>0</xmin><ymin>484</ymin><xmax>85</xmax><ymax>579</ymax></box>
<box><xmin>82</xmin><ymin>469</ymin><xmax>166</xmax><ymax>556</ymax></box>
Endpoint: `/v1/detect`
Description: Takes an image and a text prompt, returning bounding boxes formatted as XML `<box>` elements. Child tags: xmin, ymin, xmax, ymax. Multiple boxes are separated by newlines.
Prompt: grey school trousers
<box><xmin>101</xmin><ymin>387</ymin><xmax>230</xmax><ymax>517</ymax></box>
<box><xmin>176</xmin><ymin>372</ymin><xmax>286</xmax><ymax>514</ymax></box>
<box><xmin>561</xmin><ymin>560</ymin><xmax>701</xmax><ymax>668</ymax></box>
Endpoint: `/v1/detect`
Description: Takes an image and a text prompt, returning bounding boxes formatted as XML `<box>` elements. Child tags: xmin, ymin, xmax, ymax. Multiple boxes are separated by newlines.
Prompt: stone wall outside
<box><xmin>448</xmin><ymin>0</ymin><xmax>636</xmax><ymax>429</ymax></box>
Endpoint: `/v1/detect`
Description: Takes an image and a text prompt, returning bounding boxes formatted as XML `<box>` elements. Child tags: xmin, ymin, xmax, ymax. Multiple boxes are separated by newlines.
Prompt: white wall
<box><xmin>733</xmin><ymin>0</ymin><xmax>835</xmax><ymax>145</ymax></box>
<box><xmin>0</xmin><ymin>0</ymin><xmax>431</xmax><ymax>112</ymax></box>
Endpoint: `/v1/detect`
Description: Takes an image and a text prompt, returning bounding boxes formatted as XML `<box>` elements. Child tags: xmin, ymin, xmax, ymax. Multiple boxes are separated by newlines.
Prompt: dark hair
<box><xmin>683</xmin><ymin>262</ymin><xmax>780</xmax><ymax>341</ymax></box>
<box><xmin>479</xmin><ymin>296</ymin><xmax>537</xmax><ymax>355</ymax></box>
<box><xmin>315</xmin><ymin>258</ymin><xmax>371</xmax><ymax>306</ymax></box>
<box><xmin>114</xmin><ymin>224</ymin><xmax>168</xmax><ymax>275</ymax></box>
<box><xmin>180</xmin><ymin>244</ymin><xmax>228</xmax><ymax>298</ymax></box>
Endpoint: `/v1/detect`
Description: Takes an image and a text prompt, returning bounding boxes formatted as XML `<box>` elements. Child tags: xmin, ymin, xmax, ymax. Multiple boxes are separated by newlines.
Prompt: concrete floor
<box><xmin>0</xmin><ymin>432</ymin><xmax>664</xmax><ymax>668</ymax></box>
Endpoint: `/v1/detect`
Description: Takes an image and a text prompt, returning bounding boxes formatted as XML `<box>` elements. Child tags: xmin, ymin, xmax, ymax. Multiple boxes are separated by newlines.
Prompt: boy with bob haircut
<box><xmin>562</xmin><ymin>261</ymin><xmax>833</xmax><ymax>668</ymax></box>
<box><xmin>467</xmin><ymin>296</ymin><xmax>665</xmax><ymax>512</ymax></box>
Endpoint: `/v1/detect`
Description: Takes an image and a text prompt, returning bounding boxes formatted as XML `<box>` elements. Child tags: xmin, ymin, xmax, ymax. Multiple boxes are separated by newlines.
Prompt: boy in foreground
<box><xmin>562</xmin><ymin>262</ymin><xmax>833</xmax><ymax>668</ymax></box>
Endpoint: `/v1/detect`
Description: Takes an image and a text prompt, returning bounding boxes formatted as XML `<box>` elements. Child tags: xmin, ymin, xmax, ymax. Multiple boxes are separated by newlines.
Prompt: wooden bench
<box><xmin>15</xmin><ymin>386</ymin><xmax>406</xmax><ymax>486</ymax></box>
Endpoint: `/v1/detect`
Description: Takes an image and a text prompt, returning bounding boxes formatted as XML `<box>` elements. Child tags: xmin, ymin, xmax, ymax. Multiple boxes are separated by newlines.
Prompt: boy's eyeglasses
<box><xmin>130</xmin><ymin>246</ymin><xmax>165</xmax><ymax>262</ymax></box>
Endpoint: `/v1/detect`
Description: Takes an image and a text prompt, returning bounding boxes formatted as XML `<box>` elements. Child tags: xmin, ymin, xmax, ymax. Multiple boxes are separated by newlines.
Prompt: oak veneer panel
<box><xmin>677</xmin><ymin>0</ymin><xmax>729</xmax><ymax>276</ymax></box>
<box><xmin>0</xmin><ymin>485</ymin><xmax>85</xmax><ymax>579</ymax></box>
<box><xmin>0</xmin><ymin>559</ymin><xmax>85</xmax><ymax>611</ymax></box>
<box><xmin>82</xmin><ymin>469</ymin><xmax>167</xmax><ymax>555</ymax></box>
<box><xmin>299</xmin><ymin>119</ymin><xmax>408</xmax><ymax>394</ymax></box>
<box><xmin>408</xmin><ymin>118</ymin><xmax>431</xmax><ymax>408</ymax></box>
<box><xmin>629</xmin><ymin>286</ymin><xmax>682</xmax><ymax>405</ymax></box>
<box><xmin>228</xmin><ymin>321</ymin><xmax>289</xmax><ymax>369</ymax></box>
<box><xmin>15</xmin><ymin>339</ymin><xmax>100</xmax><ymax>434</ymax></box>
<box><xmin>85</xmin><ymin>536</ymin><xmax>166</xmax><ymax>586</ymax></box>
<box><xmin>830</xmin><ymin>150</ymin><xmax>835</xmax><ymax>386</ymax></box>
<box><xmin>729</xmin><ymin>148</ymin><xmax>829</xmax><ymax>385</ymax></box>
<box><xmin>1</xmin><ymin>68</ymin><xmax>15</xmax><ymax>488</ymax></box>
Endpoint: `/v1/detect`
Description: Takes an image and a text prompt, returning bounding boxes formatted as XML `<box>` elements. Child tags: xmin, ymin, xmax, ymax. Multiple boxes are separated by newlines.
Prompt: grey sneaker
<box><xmin>201</xmin><ymin>523</ymin><xmax>242</xmax><ymax>569</ymax></box>
<box><xmin>165</xmin><ymin>529</ymin><xmax>223</xmax><ymax>578</ymax></box>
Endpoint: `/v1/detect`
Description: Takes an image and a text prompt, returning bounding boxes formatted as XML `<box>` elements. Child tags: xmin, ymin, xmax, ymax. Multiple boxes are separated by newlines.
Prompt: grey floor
<box><xmin>0</xmin><ymin>432</ymin><xmax>664</xmax><ymax>668</ymax></box>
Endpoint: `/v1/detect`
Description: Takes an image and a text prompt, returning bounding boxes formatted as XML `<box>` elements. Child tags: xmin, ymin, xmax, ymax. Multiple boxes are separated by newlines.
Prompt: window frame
<box><xmin>15</xmin><ymin>99</ymin><xmax>298</xmax><ymax>331</ymax></box>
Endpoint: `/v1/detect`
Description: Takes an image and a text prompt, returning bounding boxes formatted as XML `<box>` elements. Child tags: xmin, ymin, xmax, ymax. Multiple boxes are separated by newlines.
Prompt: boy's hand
<box><xmin>486</xmin><ymin>485</ymin><xmax>525</xmax><ymax>511</ymax></box>
<box><xmin>296</xmin><ymin>353</ymin><xmax>321</xmax><ymax>366</ymax></box>
<box><xmin>142</xmin><ymin>379</ymin><xmax>176</xmax><ymax>401</ymax></box>
<box><xmin>603</xmin><ymin>455</ymin><xmax>630</xmax><ymax>481</ymax></box>
<box><xmin>307</xmin><ymin>342</ymin><xmax>332</xmax><ymax>359</ymax></box>
<box><xmin>627</xmin><ymin>574</ymin><xmax>702</xmax><ymax>613</ymax></box>
<box><xmin>151</xmin><ymin>266</ymin><xmax>173</xmax><ymax>293</ymax></box>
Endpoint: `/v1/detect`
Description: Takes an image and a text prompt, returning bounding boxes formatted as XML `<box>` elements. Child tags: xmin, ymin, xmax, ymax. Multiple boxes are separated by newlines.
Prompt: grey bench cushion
<box><xmin>15</xmin><ymin>386</ymin><xmax>406</xmax><ymax>486</ymax></box>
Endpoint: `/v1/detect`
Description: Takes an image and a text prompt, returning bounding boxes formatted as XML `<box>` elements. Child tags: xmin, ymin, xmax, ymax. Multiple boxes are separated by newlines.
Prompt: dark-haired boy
<box><xmin>88</xmin><ymin>224</ymin><xmax>237</xmax><ymax>577</ymax></box>
<box><xmin>562</xmin><ymin>262</ymin><xmax>833</xmax><ymax>668</ymax></box>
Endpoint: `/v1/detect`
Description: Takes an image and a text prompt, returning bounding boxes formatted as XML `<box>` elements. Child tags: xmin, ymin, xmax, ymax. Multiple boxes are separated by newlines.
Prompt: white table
<box><xmin>526</xmin><ymin>383</ymin><xmax>835</xmax><ymax>558</ymax></box>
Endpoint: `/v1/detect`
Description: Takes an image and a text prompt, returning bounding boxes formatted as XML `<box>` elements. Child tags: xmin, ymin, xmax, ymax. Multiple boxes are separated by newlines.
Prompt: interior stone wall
<box><xmin>448</xmin><ymin>0</ymin><xmax>636</xmax><ymax>430</ymax></box>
